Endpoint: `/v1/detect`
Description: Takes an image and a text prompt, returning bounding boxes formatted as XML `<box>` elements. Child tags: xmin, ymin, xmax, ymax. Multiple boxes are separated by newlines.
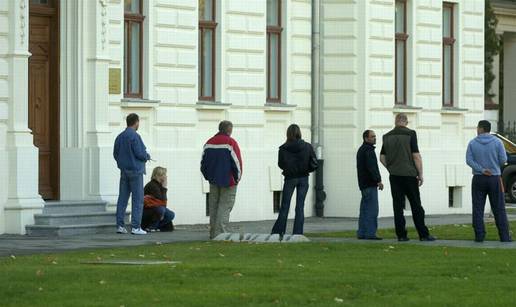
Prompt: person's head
<box><xmin>477</xmin><ymin>120</ymin><xmax>492</xmax><ymax>135</ymax></box>
<box><xmin>286</xmin><ymin>124</ymin><xmax>302</xmax><ymax>142</ymax></box>
<box><xmin>126</xmin><ymin>113</ymin><xmax>140</xmax><ymax>130</ymax></box>
<box><xmin>362</xmin><ymin>129</ymin><xmax>376</xmax><ymax>145</ymax></box>
<box><xmin>218</xmin><ymin>120</ymin><xmax>233</xmax><ymax>136</ymax></box>
<box><xmin>395</xmin><ymin>113</ymin><xmax>408</xmax><ymax>127</ymax></box>
<box><xmin>151</xmin><ymin>166</ymin><xmax>167</xmax><ymax>184</ymax></box>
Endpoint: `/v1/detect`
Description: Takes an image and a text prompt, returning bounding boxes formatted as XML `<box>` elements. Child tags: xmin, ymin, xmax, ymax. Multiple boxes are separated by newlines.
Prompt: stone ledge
<box><xmin>196</xmin><ymin>101</ymin><xmax>232</xmax><ymax>110</ymax></box>
<box><xmin>213</xmin><ymin>233</ymin><xmax>310</xmax><ymax>243</ymax></box>
<box><xmin>264</xmin><ymin>103</ymin><xmax>297</xmax><ymax>112</ymax></box>
<box><xmin>120</xmin><ymin>98</ymin><xmax>160</xmax><ymax>108</ymax></box>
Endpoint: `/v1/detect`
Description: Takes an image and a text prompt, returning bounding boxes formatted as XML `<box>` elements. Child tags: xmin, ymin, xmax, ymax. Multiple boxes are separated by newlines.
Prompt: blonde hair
<box><xmin>151</xmin><ymin>166</ymin><xmax>167</xmax><ymax>181</ymax></box>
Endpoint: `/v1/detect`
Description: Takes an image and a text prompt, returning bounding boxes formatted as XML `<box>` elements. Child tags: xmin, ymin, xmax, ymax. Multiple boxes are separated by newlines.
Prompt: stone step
<box><xmin>33</xmin><ymin>212</ymin><xmax>128</xmax><ymax>226</ymax></box>
<box><xmin>43</xmin><ymin>201</ymin><xmax>108</xmax><ymax>214</ymax></box>
<box><xmin>25</xmin><ymin>223</ymin><xmax>120</xmax><ymax>237</ymax></box>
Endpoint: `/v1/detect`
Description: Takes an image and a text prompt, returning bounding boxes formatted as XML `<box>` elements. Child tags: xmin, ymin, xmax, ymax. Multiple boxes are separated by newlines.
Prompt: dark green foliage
<box><xmin>486</xmin><ymin>0</ymin><xmax>502</xmax><ymax>100</ymax></box>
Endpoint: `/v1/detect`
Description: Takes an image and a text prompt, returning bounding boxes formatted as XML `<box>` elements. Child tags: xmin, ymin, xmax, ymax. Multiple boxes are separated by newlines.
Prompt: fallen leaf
<box><xmin>38</xmin><ymin>287</ymin><xmax>43</xmax><ymax>292</ymax></box>
<box><xmin>297</xmin><ymin>264</ymin><xmax>304</xmax><ymax>268</ymax></box>
<box><xmin>156</xmin><ymin>241</ymin><xmax>163</xmax><ymax>245</ymax></box>
<box><xmin>233</xmin><ymin>272</ymin><xmax>243</xmax><ymax>277</ymax></box>
<box><xmin>388</xmin><ymin>246</ymin><xmax>395</xmax><ymax>249</ymax></box>
<box><xmin>334</xmin><ymin>297</ymin><xmax>344</xmax><ymax>303</ymax></box>
<box><xmin>96</xmin><ymin>256</ymin><xmax>102</xmax><ymax>261</ymax></box>
<box><xmin>138</xmin><ymin>254</ymin><xmax>145</xmax><ymax>258</ymax></box>
<box><xmin>219</xmin><ymin>253</ymin><xmax>225</xmax><ymax>257</ymax></box>
<box><xmin>52</xmin><ymin>261</ymin><xmax>58</xmax><ymax>265</ymax></box>
<box><xmin>99</xmin><ymin>280</ymin><xmax>106</xmax><ymax>285</ymax></box>
<box><xmin>10</xmin><ymin>255</ymin><xmax>16</xmax><ymax>260</ymax></box>
<box><xmin>110</xmin><ymin>254</ymin><xmax>115</xmax><ymax>257</ymax></box>
<box><xmin>36</xmin><ymin>270</ymin><xmax>44</xmax><ymax>277</ymax></box>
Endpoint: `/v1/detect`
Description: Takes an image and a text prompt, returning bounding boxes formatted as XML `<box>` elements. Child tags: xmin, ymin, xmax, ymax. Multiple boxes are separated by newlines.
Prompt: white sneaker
<box><xmin>131</xmin><ymin>228</ymin><xmax>147</xmax><ymax>235</ymax></box>
<box><xmin>116</xmin><ymin>226</ymin><xmax>128</xmax><ymax>234</ymax></box>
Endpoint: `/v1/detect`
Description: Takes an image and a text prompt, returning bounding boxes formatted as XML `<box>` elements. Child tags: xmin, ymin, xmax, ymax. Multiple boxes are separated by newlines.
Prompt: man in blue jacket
<box><xmin>466</xmin><ymin>120</ymin><xmax>511</xmax><ymax>242</ymax></box>
<box><xmin>113</xmin><ymin>113</ymin><xmax>151</xmax><ymax>235</ymax></box>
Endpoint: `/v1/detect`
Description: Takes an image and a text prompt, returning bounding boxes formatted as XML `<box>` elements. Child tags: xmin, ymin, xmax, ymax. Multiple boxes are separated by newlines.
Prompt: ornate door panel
<box><xmin>29</xmin><ymin>2</ymin><xmax>59</xmax><ymax>200</ymax></box>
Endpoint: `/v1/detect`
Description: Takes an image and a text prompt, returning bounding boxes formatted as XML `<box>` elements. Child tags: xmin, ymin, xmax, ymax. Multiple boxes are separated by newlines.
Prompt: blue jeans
<box><xmin>271</xmin><ymin>176</ymin><xmax>309</xmax><ymax>235</ymax></box>
<box><xmin>150</xmin><ymin>206</ymin><xmax>175</xmax><ymax>229</ymax></box>
<box><xmin>472</xmin><ymin>175</ymin><xmax>511</xmax><ymax>241</ymax></box>
<box><xmin>116</xmin><ymin>170</ymin><xmax>144</xmax><ymax>229</ymax></box>
<box><xmin>357</xmin><ymin>187</ymin><xmax>379</xmax><ymax>238</ymax></box>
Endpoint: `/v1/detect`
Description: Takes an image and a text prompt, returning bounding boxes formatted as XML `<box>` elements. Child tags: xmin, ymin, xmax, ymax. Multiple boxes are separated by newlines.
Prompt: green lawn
<box><xmin>307</xmin><ymin>221</ymin><xmax>516</xmax><ymax>241</ymax></box>
<box><xmin>2</xmin><ymin>241</ymin><xmax>516</xmax><ymax>306</ymax></box>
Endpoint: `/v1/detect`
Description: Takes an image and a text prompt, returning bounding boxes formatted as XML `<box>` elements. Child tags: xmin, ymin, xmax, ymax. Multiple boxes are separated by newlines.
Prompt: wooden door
<box><xmin>29</xmin><ymin>0</ymin><xmax>59</xmax><ymax>200</ymax></box>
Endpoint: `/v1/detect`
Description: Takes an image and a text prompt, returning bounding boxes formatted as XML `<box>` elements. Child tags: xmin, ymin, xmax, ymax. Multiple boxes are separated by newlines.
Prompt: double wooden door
<box><xmin>28</xmin><ymin>0</ymin><xmax>59</xmax><ymax>200</ymax></box>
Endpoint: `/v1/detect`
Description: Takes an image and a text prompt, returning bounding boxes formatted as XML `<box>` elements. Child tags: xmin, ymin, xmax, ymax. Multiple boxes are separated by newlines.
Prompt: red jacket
<box><xmin>201</xmin><ymin>133</ymin><xmax>243</xmax><ymax>187</ymax></box>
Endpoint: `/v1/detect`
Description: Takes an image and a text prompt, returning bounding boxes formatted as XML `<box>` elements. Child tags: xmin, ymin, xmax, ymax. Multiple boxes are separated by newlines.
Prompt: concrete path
<box><xmin>0</xmin><ymin>214</ymin><xmax>512</xmax><ymax>257</ymax></box>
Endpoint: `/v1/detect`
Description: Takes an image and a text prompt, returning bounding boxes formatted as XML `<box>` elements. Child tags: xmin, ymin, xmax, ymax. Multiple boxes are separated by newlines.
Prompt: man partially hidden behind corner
<box><xmin>466</xmin><ymin>120</ymin><xmax>511</xmax><ymax>242</ymax></box>
<box><xmin>380</xmin><ymin>113</ymin><xmax>435</xmax><ymax>242</ymax></box>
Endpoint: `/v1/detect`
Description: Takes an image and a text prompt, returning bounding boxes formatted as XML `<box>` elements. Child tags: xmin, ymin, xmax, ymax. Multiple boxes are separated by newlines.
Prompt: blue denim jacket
<box><xmin>113</xmin><ymin>127</ymin><xmax>150</xmax><ymax>174</ymax></box>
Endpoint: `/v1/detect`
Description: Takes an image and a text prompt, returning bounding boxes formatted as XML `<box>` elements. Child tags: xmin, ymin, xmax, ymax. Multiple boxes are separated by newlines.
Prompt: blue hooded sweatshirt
<box><xmin>466</xmin><ymin>134</ymin><xmax>507</xmax><ymax>176</ymax></box>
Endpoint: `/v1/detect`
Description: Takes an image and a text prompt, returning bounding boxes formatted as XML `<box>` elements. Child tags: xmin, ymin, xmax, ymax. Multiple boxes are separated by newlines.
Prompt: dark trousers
<box><xmin>472</xmin><ymin>175</ymin><xmax>511</xmax><ymax>241</ymax></box>
<box><xmin>389</xmin><ymin>175</ymin><xmax>430</xmax><ymax>239</ymax></box>
<box><xmin>357</xmin><ymin>187</ymin><xmax>379</xmax><ymax>238</ymax></box>
<box><xmin>271</xmin><ymin>176</ymin><xmax>309</xmax><ymax>235</ymax></box>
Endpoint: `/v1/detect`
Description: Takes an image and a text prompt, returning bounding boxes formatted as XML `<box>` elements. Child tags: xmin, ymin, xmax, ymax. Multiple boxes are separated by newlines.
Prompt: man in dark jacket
<box><xmin>356</xmin><ymin>130</ymin><xmax>383</xmax><ymax>240</ymax></box>
<box><xmin>113</xmin><ymin>113</ymin><xmax>151</xmax><ymax>235</ymax></box>
<box><xmin>201</xmin><ymin>121</ymin><xmax>243</xmax><ymax>239</ymax></box>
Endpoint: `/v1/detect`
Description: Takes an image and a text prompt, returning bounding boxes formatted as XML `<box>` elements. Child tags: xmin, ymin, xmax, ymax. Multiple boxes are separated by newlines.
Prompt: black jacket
<box><xmin>356</xmin><ymin>143</ymin><xmax>382</xmax><ymax>190</ymax></box>
<box><xmin>144</xmin><ymin>179</ymin><xmax>167</xmax><ymax>201</ymax></box>
<box><xmin>278</xmin><ymin>139</ymin><xmax>317</xmax><ymax>179</ymax></box>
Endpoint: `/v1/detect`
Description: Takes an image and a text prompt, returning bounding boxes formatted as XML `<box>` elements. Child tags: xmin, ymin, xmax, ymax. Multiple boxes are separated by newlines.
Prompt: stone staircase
<box><xmin>26</xmin><ymin>201</ymin><xmax>128</xmax><ymax>236</ymax></box>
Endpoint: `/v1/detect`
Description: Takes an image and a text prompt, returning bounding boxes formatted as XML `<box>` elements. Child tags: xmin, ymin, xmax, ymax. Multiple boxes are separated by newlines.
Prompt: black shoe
<box><xmin>420</xmin><ymin>235</ymin><xmax>436</xmax><ymax>242</ymax></box>
<box><xmin>365</xmin><ymin>236</ymin><xmax>383</xmax><ymax>240</ymax></box>
<box><xmin>474</xmin><ymin>238</ymin><xmax>484</xmax><ymax>243</ymax></box>
<box><xmin>501</xmin><ymin>239</ymin><xmax>513</xmax><ymax>243</ymax></box>
<box><xmin>357</xmin><ymin>236</ymin><xmax>366</xmax><ymax>240</ymax></box>
<box><xmin>398</xmin><ymin>237</ymin><xmax>409</xmax><ymax>242</ymax></box>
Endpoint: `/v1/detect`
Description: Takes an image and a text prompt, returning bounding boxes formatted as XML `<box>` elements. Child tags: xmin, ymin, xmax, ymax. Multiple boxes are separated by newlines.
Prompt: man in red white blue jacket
<box><xmin>201</xmin><ymin>120</ymin><xmax>243</xmax><ymax>239</ymax></box>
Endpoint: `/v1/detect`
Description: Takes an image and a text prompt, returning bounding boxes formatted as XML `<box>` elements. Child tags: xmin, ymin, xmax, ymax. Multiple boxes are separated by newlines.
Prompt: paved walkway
<box><xmin>0</xmin><ymin>214</ymin><xmax>514</xmax><ymax>257</ymax></box>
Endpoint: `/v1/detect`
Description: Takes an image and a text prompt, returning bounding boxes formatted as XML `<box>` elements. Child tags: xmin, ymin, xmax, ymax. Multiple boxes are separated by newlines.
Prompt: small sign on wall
<box><xmin>109</xmin><ymin>68</ymin><xmax>121</xmax><ymax>94</ymax></box>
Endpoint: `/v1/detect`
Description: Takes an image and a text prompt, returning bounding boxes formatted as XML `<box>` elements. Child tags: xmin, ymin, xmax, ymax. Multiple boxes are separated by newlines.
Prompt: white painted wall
<box><xmin>0</xmin><ymin>0</ymin><xmax>486</xmax><ymax>233</ymax></box>
<box><xmin>321</xmin><ymin>0</ymin><xmax>484</xmax><ymax>217</ymax></box>
<box><xmin>96</xmin><ymin>0</ymin><xmax>313</xmax><ymax>225</ymax></box>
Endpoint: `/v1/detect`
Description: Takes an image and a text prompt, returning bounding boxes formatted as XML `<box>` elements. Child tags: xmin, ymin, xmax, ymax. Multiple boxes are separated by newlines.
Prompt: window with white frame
<box><xmin>124</xmin><ymin>0</ymin><xmax>145</xmax><ymax>98</ymax></box>
<box><xmin>395</xmin><ymin>0</ymin><xmax>408</xmax><ymax>105</ymax></box>
<box><xmin>199</xmin><ymin>0</ymin><xmax>217</xmax><ymax>101</ymax></box>
<box><xmin>267</xmin><ymin>0</ymin><xmax>282</xmax><ymax>103</ymax></box>
<box><xmin>443</xmin><ymin>2</ymin><xmax>455</xmax><ymax>107</ymax></box>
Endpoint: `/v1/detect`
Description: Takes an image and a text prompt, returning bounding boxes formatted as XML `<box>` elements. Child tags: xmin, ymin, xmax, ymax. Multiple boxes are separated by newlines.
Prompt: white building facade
<box><xmin>0</xmin><ymin>0</ymin><xmax>484</xmax><ymax>234</ymax></box>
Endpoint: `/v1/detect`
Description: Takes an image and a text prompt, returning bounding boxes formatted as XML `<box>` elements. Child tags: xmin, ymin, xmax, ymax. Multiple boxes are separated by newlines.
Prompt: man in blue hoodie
<box><xmin>113</xmin><ymin>113</ymin><xmax>151</xmax><ymax>235</ymax></box>
<box><xmin>466</xmin><ymin>120</ymin><xmax>511</xmax><ymax>242</ymax></box>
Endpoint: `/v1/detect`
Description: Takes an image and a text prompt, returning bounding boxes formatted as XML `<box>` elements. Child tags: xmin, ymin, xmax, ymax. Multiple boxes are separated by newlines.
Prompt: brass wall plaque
<box><xmin>109</xmin><ymin>68</ymin><xmax>121</xmax><ymax>94</ymax></box>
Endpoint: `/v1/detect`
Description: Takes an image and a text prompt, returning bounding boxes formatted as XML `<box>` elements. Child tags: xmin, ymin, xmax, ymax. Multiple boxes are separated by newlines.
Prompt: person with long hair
<box><xmin>271</xmin><ymin>124</ymin><xmax>317</xmax><ymax>237</ymax></box>
<box><xmin>141</xmin><ymin>166</ymin><xmax>175</xmax><ymax>232</ymax></box>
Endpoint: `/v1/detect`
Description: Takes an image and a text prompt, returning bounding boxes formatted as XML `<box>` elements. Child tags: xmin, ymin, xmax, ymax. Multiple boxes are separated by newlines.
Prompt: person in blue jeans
<box><xmin>142</xmin><ymin>166</ymin><xmax>175</xmax><ymax>232</ymax></box>
<box><xmin>466</xmin><ymin>120</ymin><xmax>511</xmax><ymax>242</ymax></box>
<box><xmin>271</xmin><ymin>124</ymin><xmax>318</xmax><ymax>237</ymax></box>
<box><xmin>113</xmin><ymin>113</ymin><xmax>151</xmax><ymax>235</ymax></box>
<box><xmin>356</xmin><ymin>130</ymin><xmax>384</xmax><ymax>240</ymax></box>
